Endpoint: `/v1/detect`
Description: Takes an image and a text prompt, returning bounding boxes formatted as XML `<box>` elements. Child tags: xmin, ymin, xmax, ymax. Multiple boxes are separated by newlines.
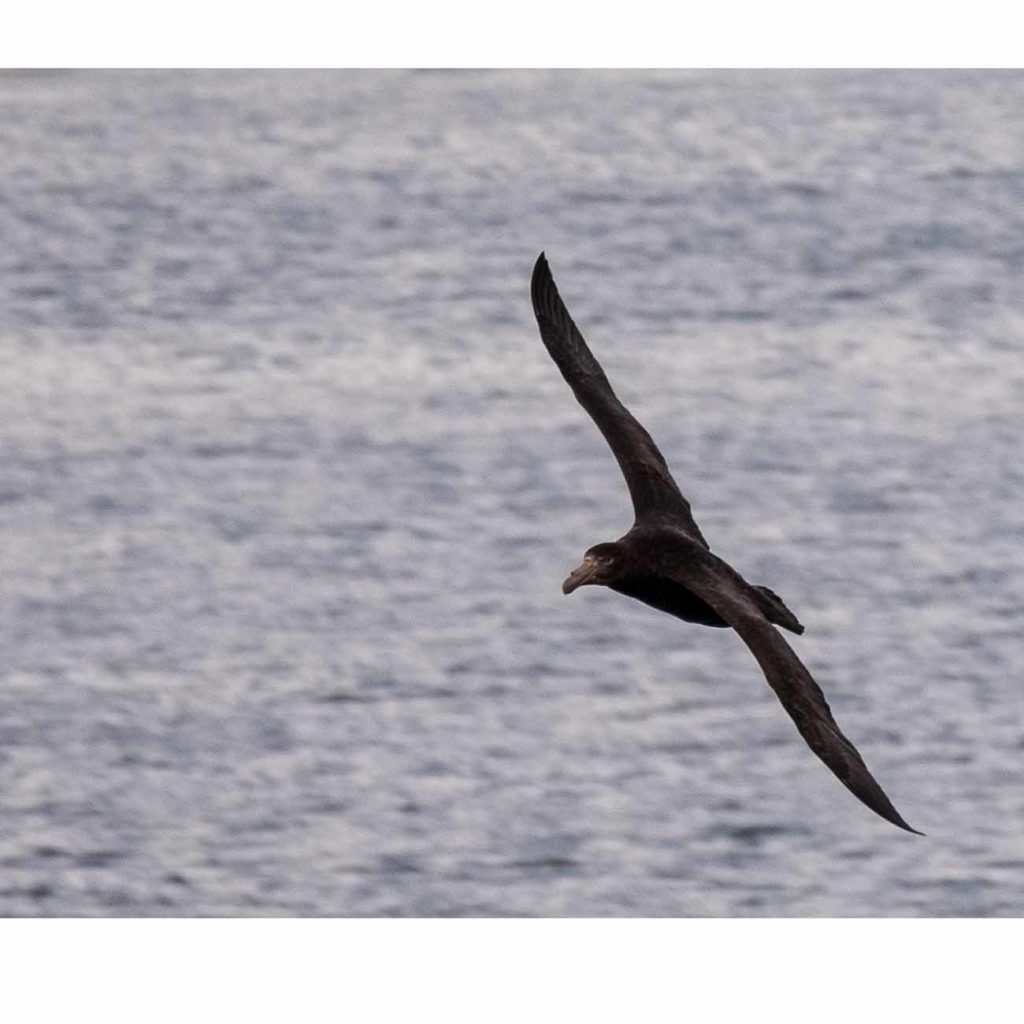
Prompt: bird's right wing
<box><xmin>531</xmin><ymin>253</ymin><xmax>708</xmax><ymax>542</ymax></box>
<box><xmin>664</xmin><ymin>548</ymin><xmax>921</xmax><ymax>834</ymax></box>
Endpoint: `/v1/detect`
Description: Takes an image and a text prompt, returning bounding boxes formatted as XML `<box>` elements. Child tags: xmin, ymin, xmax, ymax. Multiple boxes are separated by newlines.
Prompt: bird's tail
<box><xmin>754</xmin><ymin>585</ymin><xmax>805</xmax><ymax>635</ymax></box>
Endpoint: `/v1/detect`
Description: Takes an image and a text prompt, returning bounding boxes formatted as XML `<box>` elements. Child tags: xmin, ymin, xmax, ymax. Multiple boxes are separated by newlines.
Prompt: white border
<box><xmin>2</xmin><ymin>920</ymin><xmax>1022</xmax><ymax>1022</ymax></box>
<box><xmin>2</xmin><ymin>1</ymin><xmax>1022</xmax><ymax>68</ymax></box>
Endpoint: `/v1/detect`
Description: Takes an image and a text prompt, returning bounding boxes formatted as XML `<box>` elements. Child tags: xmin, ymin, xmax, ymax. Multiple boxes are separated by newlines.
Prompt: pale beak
<box><xmin>562</xmin><ymin>556</ymin><xmax>599</xmax><ymax>595</ymax></box>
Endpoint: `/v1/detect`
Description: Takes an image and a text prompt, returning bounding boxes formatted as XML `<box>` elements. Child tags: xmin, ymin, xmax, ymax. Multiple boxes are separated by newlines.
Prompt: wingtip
<box><xmin>887</xmin><ymin>812</ymin><xmax>925</xmax><ymax>836</ymax></box>
<box><xmin>531</xmin><ymin>252</ymin><xmax>557</xmax><ymax>316</ymax></box>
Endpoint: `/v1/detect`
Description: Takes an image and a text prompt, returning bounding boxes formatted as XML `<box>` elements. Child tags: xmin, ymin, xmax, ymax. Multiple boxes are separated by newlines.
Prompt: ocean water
<box><xmin>2</xmin><ymin>69</ymin><xmax>1024</xmax><ymax>916</ymax></box>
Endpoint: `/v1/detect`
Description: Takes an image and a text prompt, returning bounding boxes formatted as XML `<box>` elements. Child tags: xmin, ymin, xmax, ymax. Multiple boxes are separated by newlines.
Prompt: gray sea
<box><xmin>2</xmin><ymin>70</ymin><xmax>1024</xmax><ymax>916</ymax></box>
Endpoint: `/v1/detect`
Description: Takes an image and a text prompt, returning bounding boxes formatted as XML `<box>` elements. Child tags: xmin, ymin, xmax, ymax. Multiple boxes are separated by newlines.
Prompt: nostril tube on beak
<box><xmin>562</xmin><ymin>557</ymin><xmax>597</xmax><ymax>594</ymax></box>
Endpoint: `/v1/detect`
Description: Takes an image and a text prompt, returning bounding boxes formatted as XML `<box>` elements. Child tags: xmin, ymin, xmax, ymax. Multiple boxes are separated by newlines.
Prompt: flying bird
<box><xmin>530</xmin><ymin>252</ymin><xmax>920</xmax><ymax>834</ymax></box>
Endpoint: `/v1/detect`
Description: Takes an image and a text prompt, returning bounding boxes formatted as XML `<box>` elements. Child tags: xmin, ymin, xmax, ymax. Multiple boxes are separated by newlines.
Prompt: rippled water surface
<box><xmin>3</xmin><ymin>70</ymin><xmax>1024</xmax><ymax>916</ymax></box>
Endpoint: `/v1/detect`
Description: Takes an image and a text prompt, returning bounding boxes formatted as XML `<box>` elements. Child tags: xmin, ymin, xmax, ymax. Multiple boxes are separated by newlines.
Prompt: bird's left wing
<box><xmin>531</xmin><ymin>253</ymin><xmax>708</xmax><ymax>542</ymax></box>
<box><xmin>663</xmin><ymin>548</ymin><xmax>921</xmax><ymax>834</ymax></box>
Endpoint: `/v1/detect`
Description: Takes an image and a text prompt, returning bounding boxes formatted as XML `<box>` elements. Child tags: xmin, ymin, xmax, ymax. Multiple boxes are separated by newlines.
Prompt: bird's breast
<box><xmin>608</xmin><ymin>574</ymin><xmax>729</xmax><ymax>628</ymax></box>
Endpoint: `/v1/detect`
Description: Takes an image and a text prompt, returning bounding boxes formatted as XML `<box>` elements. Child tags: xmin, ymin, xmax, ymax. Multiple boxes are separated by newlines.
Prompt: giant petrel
<box><xmin>531</xmin><ymin>252</ymin><xmax>919</xmax><ymax>834</ymax></box>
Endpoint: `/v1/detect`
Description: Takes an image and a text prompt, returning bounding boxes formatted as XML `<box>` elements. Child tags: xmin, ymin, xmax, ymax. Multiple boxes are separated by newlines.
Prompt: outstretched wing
<box><xmin>531</xmin><ymin>253</ymin><xmax>708</xmax><ymax>542</ymax></box>
<box><xmin>666</xmin><ymin>549</ymin><xmax>921</xmax><ymax>834</ymax></box>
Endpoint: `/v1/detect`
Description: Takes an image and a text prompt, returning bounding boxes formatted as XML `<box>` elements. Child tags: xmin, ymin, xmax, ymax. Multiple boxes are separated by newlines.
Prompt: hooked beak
<box><xmin>562</xmin><ymin>556</ymin><xmax>599</xmax><ymax>595</ymax></box>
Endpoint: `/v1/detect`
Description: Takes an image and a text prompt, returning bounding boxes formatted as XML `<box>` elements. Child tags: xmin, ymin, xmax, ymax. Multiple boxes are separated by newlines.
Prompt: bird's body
<box><xmin>565</xmin><ymin>526</ymin><xmax>721</xmax><ymax>622</ymax></box>
<box><xmin>593</xmin><ymin>521</ymin><xmax>805</xmax><ymax>632</ymax></box>
<box><xmin>530</xmin><ymin>252</ymin><xmax>920</xmax><ymax>835</ymax></box>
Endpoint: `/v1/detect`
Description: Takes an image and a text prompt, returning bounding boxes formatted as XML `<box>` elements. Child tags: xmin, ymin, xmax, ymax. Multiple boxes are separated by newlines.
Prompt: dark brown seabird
<box><xmin>531</xmin><ymin>252</ymin><xmax>921</xmax><ymax>835</ymax></box>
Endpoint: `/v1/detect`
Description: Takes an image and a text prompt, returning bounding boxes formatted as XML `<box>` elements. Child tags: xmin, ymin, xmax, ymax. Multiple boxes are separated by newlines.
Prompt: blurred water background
<box><xmin>2</xmin><ymin>70</ymin><xmax>1024</xmax><ymax>916</ymax></box>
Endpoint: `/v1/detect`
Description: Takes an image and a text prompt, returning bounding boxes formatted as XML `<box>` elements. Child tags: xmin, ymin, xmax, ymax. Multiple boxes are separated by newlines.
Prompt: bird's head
<box><xmin>562</xmin><ymin>542</ymin><xmax>625</xmax><ymax>595</ymax></box>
